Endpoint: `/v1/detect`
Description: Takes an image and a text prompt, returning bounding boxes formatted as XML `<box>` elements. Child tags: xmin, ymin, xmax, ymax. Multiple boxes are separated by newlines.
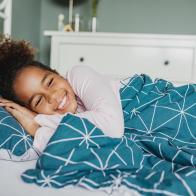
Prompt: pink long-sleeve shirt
<box><xmin>33</xmin><ymin>65</ymin><xmax>124</xmax><ymax>153</ymax></box>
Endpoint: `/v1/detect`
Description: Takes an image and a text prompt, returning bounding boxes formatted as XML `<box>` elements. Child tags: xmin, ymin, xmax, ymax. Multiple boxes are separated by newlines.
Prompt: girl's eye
<box><xmin>35</xmin><ymin>96</ymin><xmax>42</xmax><ymax>107</ymax></box>
<box><xmin>48</xmin><ymin>78</ymin><xmax>53</xmax><ymax>87</ymax></box>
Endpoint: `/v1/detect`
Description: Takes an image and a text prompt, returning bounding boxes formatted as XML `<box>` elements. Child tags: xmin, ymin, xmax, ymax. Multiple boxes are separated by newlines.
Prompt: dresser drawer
<box><xmin>55</xmin><ymin>43</ymin><xmax>194</xmax><ymax>83</ymax></box>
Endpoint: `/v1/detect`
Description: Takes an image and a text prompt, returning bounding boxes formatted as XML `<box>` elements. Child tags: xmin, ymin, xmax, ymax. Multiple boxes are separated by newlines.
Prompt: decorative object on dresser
<box><xmin>64</xmin><ymin>0</ymin><xmax>74</xmax><ymax>32</ymax></box>
<box><xmin>44</xmin><ymin>31</ymin><xmax>196</xmax><ymax>85</ymax></box>
<box><xmin>90</xmin><ymin>0</ymin><xmax>99</xmax><ymax>32</ymax></box>
<box><xmin>58</xmin><ymin>14</ymin><xmax>65</xmax><ymax>32</ymax></box>
<box><xmin>0</xmin><ymin>0</ymin><xmax>12</xmax><ymax>35</ymax></box>
<box><xmin>58</xmin><ymin>0</ymin><xmax>84</xmax><ymax>32</ymax></box>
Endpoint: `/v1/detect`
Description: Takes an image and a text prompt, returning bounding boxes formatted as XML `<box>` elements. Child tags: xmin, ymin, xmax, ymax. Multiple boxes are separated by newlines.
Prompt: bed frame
<box><xmin>0</xmin><ymin>0</ymin><xmax>12</xmax><ymax>35</ymax></box>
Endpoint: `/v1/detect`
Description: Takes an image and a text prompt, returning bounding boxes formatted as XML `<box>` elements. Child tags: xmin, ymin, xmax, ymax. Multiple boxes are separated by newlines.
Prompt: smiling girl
<box><xmin>0</xmin><ymin>35</ymin><xmax>124</xmax><ymax>153</ymax></box>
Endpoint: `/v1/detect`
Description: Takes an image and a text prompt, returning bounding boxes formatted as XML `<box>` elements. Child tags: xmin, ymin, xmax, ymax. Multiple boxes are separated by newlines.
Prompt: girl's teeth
<box><xmin>58</xmin><ymin>95</ymin><xmax>67</xmax><ymax>109</ymax></box>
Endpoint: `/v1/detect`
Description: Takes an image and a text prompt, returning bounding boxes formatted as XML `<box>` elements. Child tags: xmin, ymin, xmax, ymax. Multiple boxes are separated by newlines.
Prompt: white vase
<box><xmin>91</xmin><ymin>17</ymin><xmax>97</xmax><ymax>32</ymax></box>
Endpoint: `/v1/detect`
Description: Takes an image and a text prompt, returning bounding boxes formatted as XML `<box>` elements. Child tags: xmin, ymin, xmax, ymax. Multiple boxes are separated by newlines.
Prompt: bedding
<box><xmin>1</xmin><ymin>160</ymin><xmax>138</xmax><ymax>196</ymax></box>
<box><xmin>22</xmin><ymin>74</ymin><xmax>196</xmax><ymax>195</ymax></box>
<box><xmin>0</xmin><ymin>106</ymin><xmax>39</xmax><ymax>161</ymax></box>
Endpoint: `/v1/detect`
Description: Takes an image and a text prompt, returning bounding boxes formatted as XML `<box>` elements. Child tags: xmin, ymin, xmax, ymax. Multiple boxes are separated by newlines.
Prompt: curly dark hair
<box><xmin>0</xmin><ymin>35</ymin><xmax>55</xmax><ymax>106</ymax></box>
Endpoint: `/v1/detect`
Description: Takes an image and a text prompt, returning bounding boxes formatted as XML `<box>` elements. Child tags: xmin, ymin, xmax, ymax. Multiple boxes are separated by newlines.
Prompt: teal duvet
<box><xmin>22</xmin><ymin>74</ymin><xmax>196</xmax><ymax>195</ymax></box>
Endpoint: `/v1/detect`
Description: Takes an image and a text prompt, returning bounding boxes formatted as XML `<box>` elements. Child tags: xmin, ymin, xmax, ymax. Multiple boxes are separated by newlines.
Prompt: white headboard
<box><xmin>0</xmin><ymin>0</ymin><xmax>12</xmax><ymax>35</ymax></box>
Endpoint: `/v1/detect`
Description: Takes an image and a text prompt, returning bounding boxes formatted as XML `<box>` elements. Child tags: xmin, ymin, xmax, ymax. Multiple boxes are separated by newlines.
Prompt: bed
<box><xmin>0</xmin><ymin>160</ymin><xmax>140</xmax><ymax>196</ymax></box>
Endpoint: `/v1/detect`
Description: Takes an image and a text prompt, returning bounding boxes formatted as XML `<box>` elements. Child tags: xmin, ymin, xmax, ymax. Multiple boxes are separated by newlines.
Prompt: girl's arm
<box><xmin>32</xmin><ymin>113</ymin><xmax>64</xmax><ymax>153</ymax></box>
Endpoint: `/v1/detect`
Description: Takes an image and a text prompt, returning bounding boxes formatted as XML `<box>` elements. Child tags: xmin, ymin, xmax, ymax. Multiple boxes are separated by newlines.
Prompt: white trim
<box><xmin>44</xmin><ymin>31</ymin><xmax>196</xmax><ymax>41</ymax></box>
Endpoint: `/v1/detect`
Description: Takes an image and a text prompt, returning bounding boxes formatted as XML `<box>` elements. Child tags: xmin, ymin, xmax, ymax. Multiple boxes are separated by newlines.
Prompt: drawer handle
<box><xmin>164</xmin><ymin>60</ymin><xmax>170</xmax><ymax>66</ymax></box>
<box><xmin>79</xmin><ymin>57</ymin><xmax>85</xmax><ymax>62</ymax></box>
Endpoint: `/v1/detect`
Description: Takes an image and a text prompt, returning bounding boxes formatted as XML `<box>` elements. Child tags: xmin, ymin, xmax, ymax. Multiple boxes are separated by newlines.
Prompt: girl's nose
<box><xmin>48</xmin><ymin>90</ymin><xmax>59</xmax><ymax>104</ymax></box>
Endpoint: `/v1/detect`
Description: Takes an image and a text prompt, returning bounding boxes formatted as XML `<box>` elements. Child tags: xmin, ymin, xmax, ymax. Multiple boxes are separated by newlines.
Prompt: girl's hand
<box><xmin>0</xmin><ymin>98</ymin><xmax>40</xmax><ymax>136</ymax></box>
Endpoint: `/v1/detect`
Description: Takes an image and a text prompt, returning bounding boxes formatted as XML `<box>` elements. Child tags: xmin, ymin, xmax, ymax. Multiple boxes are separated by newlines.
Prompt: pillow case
<box><xmin>0</xmin><ymin>106</ymin><xmax>39</xmax><ymax>161</ymax></box>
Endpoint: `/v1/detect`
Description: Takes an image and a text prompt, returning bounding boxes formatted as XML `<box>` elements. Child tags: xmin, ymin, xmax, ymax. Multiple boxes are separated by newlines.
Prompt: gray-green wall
<box><xmin>0</xmin><ymin>0</ymin><xmax>3</xmax><ymax>33</ymax></box>
<box><xmin>3</xmin><ymin>0</ymin><xmax>196</xmax><ymax>64</ymax></box>
<box><xmin>0</xmin><ymin>19</ymin><xmax>3</xmax><ymax>33</ymax></box>
<box><xmin>11</xmin><ymin>0</ymin><xmax>41</xmax><ymax>59</ymax></box>
<box><xmin>97</xmin><ymin>0</ymin><xmax>196</xmax><ymax>34</ymax></box>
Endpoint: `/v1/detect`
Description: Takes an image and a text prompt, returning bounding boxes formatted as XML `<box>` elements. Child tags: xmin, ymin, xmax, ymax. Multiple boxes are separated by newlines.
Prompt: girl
<box><xmin>0</xmin><ymin>35</ymin><xmax>124</xmax><ymax>153</ymax></box>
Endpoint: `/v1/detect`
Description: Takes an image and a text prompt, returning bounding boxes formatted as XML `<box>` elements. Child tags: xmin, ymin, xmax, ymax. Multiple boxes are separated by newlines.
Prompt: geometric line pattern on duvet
<box><xmin>22</xmin><ymin>74</ymin><xmax>196</xmax><ymax>196</ymax></box>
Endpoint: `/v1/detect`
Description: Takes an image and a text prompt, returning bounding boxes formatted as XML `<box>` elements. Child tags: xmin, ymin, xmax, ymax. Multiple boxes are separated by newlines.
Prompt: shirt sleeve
<box><xmin>34</xmin><ymin>114</ymin><xmax>64</xmax><ymax>129</ymax></box>
<box><xmin>67</xmin><ymin>65</ymin><xmax>124</xmax><ymax>138</ymax></box>
<box><xmin>33</xmin><ymin>126</ymin><xmax>55</xmax><ymax>153</ymax></box>
<box><xmin>33</xmin><ymin>114</ymin><xmax>64</xmax><ymax>153</ymax></box>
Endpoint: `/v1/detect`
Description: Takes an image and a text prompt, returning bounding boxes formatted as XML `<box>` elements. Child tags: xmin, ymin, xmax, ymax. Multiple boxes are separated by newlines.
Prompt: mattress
<box><xmin>0</xmin><ymin>160</ymin><xmax>140</xmax><ymax>196</ymax></box>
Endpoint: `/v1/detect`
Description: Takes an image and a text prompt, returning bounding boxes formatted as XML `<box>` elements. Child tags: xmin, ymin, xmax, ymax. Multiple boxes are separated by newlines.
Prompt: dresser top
<box><xmin>44</xmin><ymin>31</ymin><xmax>196</xmax><ymax>41</ymax></box>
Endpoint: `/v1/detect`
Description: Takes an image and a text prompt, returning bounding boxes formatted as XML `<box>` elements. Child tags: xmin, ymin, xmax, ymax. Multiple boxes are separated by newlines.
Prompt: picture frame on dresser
<box><xmin>44</xmin><ymin>31</ymin><xmax>196</xmax><ymax>86</ymax></box>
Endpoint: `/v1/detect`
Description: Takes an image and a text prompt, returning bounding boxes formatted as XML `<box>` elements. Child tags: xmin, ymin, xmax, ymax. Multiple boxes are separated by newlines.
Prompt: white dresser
<box><xmin>44</xmin><ymin>31</ymin><xmax>196</xmax><ymax>85</ymax></box>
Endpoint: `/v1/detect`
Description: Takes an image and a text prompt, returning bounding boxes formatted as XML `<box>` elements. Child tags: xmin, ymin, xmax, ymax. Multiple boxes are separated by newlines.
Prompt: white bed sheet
<box><xmin>0</xmin><ymin>160</ymin><xmax>140</xmax><ymax>196</ymax></box>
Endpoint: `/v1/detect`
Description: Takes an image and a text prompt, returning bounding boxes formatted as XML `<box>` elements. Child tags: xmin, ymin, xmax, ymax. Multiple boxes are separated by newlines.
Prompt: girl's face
<box><xmin>13</xmin><ymin>66</ymin><xmax>77</xmax><ymax>115</ymax></box>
